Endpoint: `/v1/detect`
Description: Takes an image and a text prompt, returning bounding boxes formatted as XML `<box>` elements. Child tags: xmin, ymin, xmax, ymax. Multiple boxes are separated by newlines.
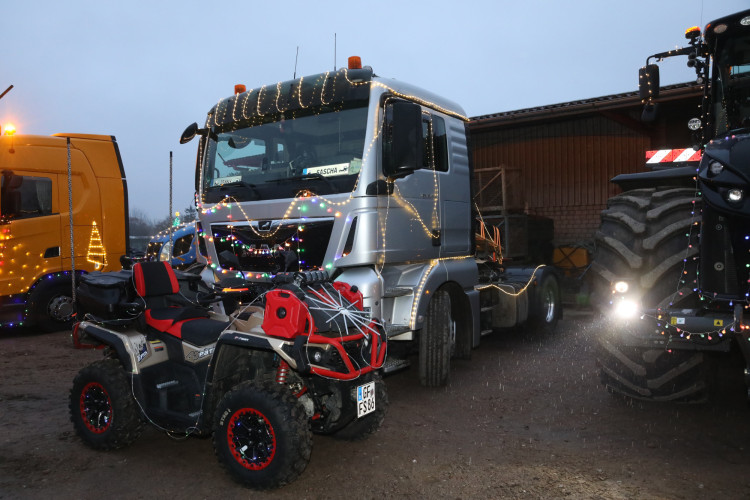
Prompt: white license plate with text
<box><xmin>357</xmin><ymin>381</ymin><xmax>375</xmax><ymax>418</ymax></box>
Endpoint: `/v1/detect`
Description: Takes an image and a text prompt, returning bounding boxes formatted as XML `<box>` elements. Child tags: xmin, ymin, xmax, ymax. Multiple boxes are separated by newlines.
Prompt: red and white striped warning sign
<box><xmin>645</xmin><ymin>148</ymin><xmax>702</xmax><ymax>163</ymax></box>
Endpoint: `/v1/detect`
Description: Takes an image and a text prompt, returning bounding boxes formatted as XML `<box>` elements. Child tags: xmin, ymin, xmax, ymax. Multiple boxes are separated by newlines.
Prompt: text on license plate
<box><xmin>357</xmin><ymin>381</ymin><xmax>375</xmax><ymax>418</ymax></box>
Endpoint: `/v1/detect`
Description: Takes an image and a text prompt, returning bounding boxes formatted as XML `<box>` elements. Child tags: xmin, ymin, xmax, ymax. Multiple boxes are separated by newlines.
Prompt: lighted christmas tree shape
<box><xmin>86</xmin><ymin>221</ymin><xmax>107</xmax><ymax>270</ymax></box>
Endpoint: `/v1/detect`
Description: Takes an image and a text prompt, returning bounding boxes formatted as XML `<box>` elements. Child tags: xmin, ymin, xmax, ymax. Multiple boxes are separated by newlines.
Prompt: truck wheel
<box><xmin>69</xmin><ymin>359</ymin><xmax>144</xmax><ymax>450</ymax></box>
<box><xmin>28</xmin><ymin>281</ymin><xmax>76</xmax><ymax>332</ymax></box>
<box><xmin>213</xmin><ymin>381</ymin><xmax>312</xmax><ymax>490</ymax></box>
<box><xmin>419</xmin><ymin>289</ymin><xmax>453</xmax><ymax>387</ymax></box>
<box><xmin>591</xmin><ymin>187</ymin><xmax>709</xmax><ymax>402</ymax></box>
<box><xmin>527</xmin><ymin>273</ymin><xmax>560</xmax><ymax>333</ymax></box>
<box><xmin>331</xmin><ymin>373</ymin><xmax>388</xmax><ymax>441</ymax></box>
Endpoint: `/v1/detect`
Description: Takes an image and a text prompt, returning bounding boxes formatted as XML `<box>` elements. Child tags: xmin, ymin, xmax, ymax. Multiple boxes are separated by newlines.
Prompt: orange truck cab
<box><xmin>0</xmin><ymin>132</ymin><xmax>128</xmax><ymax>331</ymax></box>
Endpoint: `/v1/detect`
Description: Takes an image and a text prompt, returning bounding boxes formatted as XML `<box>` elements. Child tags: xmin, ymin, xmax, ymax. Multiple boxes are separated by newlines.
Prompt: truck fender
<box><xmin>412</xmin><ymin>258</ymin><xmax>479</xmax><ymax>349</ymax></box>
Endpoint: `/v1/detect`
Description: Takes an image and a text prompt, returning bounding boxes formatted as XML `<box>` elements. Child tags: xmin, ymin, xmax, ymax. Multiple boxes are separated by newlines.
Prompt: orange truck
<box><xmin>0</xmin><ymin>130</ymin><xmax>128</xmax><ymax>330</ymax></box>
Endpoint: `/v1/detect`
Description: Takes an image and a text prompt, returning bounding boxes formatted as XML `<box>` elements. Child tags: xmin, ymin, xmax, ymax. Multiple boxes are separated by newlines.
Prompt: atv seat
<box><xmin>133</xmin><ymin>261</ymin><xmax>228</xmax><ymax>346</ymax></box>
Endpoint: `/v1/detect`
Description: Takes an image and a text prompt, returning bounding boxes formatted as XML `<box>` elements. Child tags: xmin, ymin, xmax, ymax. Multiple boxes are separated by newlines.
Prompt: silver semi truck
<box><xmin>180</xmin><ymin>57</ymin><xmax>561</xmax><ymax>386</ymax></box>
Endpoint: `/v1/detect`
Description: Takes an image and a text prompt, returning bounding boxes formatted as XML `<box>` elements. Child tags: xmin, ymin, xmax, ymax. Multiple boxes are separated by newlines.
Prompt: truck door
<box><xmin>381</xmin><ymin>100</ymin><xmax>470</xmax><ymax>263</ymax></box>
<box><xmin>0</xmin><ymin>169</ymin><xmax>62</xmax><ymax>294</ymax></box>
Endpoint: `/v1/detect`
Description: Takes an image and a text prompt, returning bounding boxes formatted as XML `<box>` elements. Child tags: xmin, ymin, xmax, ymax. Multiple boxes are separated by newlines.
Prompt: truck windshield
<box><xmin>201</xmin><ymin>104</ymin><xmax>368</xmax><ymax>203</ymax></box>
<box><xmin>712</xmin><ymin>32</ymin><xmax>750</xmax><ymax>135</ymax></box>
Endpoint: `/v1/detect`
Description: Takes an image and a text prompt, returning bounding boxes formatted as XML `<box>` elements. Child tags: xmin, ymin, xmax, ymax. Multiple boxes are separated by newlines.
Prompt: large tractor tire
<box><xmin>591</xmin><ymin>187</ymin><xmax>710</xmax><ymax>402</ymax></box>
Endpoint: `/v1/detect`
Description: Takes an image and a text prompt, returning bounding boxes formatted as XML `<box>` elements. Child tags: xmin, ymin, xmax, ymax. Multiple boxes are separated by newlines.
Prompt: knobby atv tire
<box><xmin>331</xmin><ymin>373</ymin><xmax>388</xmax><ymax>441</ymax></box>
<box><xmin>69</xmin><ymin>359</ymin><xmax>144</xmax><ymax>450</ymax></box>
<box><xmin>419</xmin><ymin>289</ymin><xmax>453</xmax><ymax>387</ymax></box>
<box><xmin>591</xmin><ymin>187</ymin><xmax>709</xmax><ymax>402</ymax></box>
<box><xmin>213</xmin><ymin>381</ymin><xmax>312</xmax><ymax>490</ymax></box>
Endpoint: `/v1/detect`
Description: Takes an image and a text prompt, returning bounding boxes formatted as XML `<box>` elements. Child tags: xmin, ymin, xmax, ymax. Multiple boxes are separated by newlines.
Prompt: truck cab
<box><xmin>0</xmin><ymin>132</ymin><xmax>128</xmax><ymax>330</ymax></box>
<box><xmin>184</xmin><ymin>58</ymin><xmax>559</xmax><ymax>385</ymax></box>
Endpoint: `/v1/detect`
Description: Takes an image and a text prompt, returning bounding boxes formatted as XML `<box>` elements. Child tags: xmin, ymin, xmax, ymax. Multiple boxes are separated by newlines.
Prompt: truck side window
<box><xmin>421</xmin><ymin>115</ymin><xmax>449</xmax><ymax>172</ymax></box>
<box><xmin>0</xmin><ymin>174</ymin><xmax>53</xmax><ymax>220</ymax></box>
<box><xmin>432</xmin><ymin>116</ymin><xmax>449</xmax><ymax>172</ymax></box>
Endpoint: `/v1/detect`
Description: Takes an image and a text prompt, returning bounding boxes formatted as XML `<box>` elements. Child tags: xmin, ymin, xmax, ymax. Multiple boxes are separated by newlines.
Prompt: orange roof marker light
<box><xmin>234</xmin><ymin>84</ymin><xmax>246</xmax><ymax>95</ymax></box>
<box><xmin>348</xmin><ymin>56</ymin><xmax>362</xmax><ymax>70</ymax></box>
<box><xmin>3</xmin><ymin>124</ymin><xmax>16</xmax><ymax>136</ymax></box>
<box><xmin>685</xmin><ymin>26</ymin><xmax>701</xmax><ymax>39</ymax></box>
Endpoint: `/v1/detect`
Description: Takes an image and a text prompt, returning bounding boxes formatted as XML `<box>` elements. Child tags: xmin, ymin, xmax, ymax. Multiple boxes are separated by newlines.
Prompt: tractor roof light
<box><xmin>234</xmin><ymin>84</ymin><xmax>246</xmax><ymax>95</ymax></box>
<box><xmin>4</xmin><ymin>123</ymin><xmax>16</xmax><ymax>136</ymax></box>
<box><xmin>685</xmin><ymin>26</ymin><xmax>701</xmax><ymax>39</ymax></box>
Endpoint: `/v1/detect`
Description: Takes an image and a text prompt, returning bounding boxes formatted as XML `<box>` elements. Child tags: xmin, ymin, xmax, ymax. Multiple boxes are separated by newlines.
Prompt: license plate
<box><xmin>356</xmin><ymin>381</ymin><xmax>376</xmax><ymax>418</ymax></box>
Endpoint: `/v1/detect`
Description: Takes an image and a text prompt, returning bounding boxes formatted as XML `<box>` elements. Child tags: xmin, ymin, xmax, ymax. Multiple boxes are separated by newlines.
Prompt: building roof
<box><xmin>469</xmin><ymin>82</ymin><xmax>701</xmax><ymax>130</ymax></box>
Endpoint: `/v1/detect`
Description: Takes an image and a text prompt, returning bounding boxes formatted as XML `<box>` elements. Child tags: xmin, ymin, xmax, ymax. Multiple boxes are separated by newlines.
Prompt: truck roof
<box><xmin>208</xmin><ymin>66</ymin><xmax>467</xmax><ymax>128</ymax></box>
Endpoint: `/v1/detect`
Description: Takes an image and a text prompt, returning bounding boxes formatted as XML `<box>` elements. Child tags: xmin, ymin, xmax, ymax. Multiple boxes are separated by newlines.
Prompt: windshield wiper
<box><xmin>265</xmin><ymin>173</ymin><xmax>336</xmax><ymax>190</ymax></box>
<box><xmin>216</xmin><ymin>180</ymin><xmax>261</xmax><ymax>199</ymax></box>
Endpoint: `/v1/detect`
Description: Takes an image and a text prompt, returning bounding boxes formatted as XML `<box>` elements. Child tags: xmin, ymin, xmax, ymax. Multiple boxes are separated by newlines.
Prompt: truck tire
<box><xmin>331</xmin><ymin>373</ymin><xmax>388</xmax><ymax>441</ymax></box>
<box><xmin>28</xmin><ymin>280</ymin><xmax>76</xmax><ymax>332</ymax></box>
<box><xmin>69</xmin><ymin>359</ymin><xmax>144</xmax><ymax>450</ymax></box>
<box><xmin>527</xmin><ymin>272</ymin><xmax>560</xmax><ymax>333</ymax></box>
<box><xmin>419</xmin><ymin>289</ymin><xmax>453</xmax><ymax>387</ymax></box>
<box><xmin>591</xmin><ymin>187</ymin><xmax>709</xmax><ymax>402</ymax></box>
<box><xmin>213</xmin><ymin>381</ymin><xmax>312</xmax><ymax>490</ymax></box>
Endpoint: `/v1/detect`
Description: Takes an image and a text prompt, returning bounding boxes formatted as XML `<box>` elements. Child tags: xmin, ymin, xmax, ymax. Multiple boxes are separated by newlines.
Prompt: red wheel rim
<box><xmin>226</xmin><ymin>407</ymin><xmax>276</xmax><ymax>470</ymax></box>
<box><xmin>79</xmin><ymin>381</ymin><xmax>112</xmax><ymax>434</ymax></box>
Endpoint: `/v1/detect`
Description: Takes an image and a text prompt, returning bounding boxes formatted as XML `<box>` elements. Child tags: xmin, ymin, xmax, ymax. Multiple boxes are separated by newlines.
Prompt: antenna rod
<box><xmin>0</xmin><ymin>85</ymin><xmax>13</xmax><ymax>101</ymax></box>
<box><xmin>294</xmin><ymin>46</ymin><xmax>299</xmax><ymax>79</ymax></box>
<box><xmin>334</xmin><ymin>33</ymin><xmax>337</xmax><ymax>70</ymax></box>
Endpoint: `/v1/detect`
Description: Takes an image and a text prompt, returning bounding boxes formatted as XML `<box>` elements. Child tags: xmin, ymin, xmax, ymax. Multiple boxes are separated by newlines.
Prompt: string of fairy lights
<box><xmin>0</xmin><ymin>219</ymin><xmax>109</xmax><ymax>327</ymax></box>
<box><xmin>195</xmin><ymin>66</ymin><xmax>545</xmax><ymax>330</ymax></box>
<box><xmin>636</xmin><ymin>160</ymin><xmax>750</xmax><ymax>343</ymax></box>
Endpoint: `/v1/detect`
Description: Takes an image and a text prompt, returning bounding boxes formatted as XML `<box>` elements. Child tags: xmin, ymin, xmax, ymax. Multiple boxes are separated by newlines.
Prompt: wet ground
<box><xmin>2</xmin><ymin>310</ymin><xmax>749</xmax><ymax>499</ymax></box>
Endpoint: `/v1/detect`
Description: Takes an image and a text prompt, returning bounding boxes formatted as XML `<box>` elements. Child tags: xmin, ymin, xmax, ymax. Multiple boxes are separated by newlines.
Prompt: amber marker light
<box><xmin>348</xmin><ymin>56</ymin><xmax>362</xmax><ymax>70</ymax></box>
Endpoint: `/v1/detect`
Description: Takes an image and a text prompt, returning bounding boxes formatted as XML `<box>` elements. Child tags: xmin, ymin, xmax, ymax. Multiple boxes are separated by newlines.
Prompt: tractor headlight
<box><xmin>613</xmin><ymin>281</ymin><xmax>629</xmax><ymax>294</ymax></box>
<box><xmin>614</xmin><ymin>298</ymin><xmax>640</xmax><ymax>319</ymax></box>
<box><xmin>709</xmin><ymin>160</ymin><xmax>724</xmax><ymax>176</ymax></box>
<box><xmin>727</xmin><ymin>188</ymin><xmax>744</xmax><ymax>203</ymax></box>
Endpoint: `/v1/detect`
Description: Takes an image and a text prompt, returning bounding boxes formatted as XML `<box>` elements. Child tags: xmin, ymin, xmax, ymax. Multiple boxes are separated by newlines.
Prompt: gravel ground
<box><xmin>1</xmin><ymin>310</ymin><xmax>749</xmax><ymax>499</ymax></box>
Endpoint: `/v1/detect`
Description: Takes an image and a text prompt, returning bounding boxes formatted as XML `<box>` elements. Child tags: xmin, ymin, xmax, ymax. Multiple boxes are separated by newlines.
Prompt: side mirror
<box><xmin>180</xmin><ymin>122</ymin><xmax>204</xmax><ymax>144</ymax></box>
<box><xmin>638</xmin><ymin>64</ymin><xmax>660</xmax><ymax>101</ymax></box>
<box><xmin>641</xmin><ymin>102</ymin><xmax>660</xmax><ymax>123</ymax></box>
<box><xmin>383</xmin><ymin>101</ymin><xmax>423</xmax><ymax>179</ymax></box>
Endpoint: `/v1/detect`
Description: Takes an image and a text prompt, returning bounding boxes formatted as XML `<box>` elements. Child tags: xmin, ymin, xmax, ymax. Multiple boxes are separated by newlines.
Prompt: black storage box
<box><xmin>76</xmin><ymin>270</ymin><xmax>136</xmax><ymax>320</ymax></box>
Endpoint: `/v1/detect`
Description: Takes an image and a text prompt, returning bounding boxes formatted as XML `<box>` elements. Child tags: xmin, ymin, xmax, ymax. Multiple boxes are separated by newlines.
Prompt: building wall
<box><xmin>471</xmin><ymin>114</ymin><xmax>651</xmax><ymax>243</ymax></box>
<box><xmin>469</xmin><ymin>85</ymin><xmax>703</xmax><ymax>246</ymax></box>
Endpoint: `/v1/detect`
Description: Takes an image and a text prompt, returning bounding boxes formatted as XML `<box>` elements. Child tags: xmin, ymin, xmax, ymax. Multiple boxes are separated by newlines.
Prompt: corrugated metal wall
<box><xmin>472</xmin><ymin>115</ymin><xmax>649</xmax><ymax>211</ymax></box>
<box><xmin>468</xmin><ymin>87</ymin><xmax>701</xmax><ymax>244</ymax></box>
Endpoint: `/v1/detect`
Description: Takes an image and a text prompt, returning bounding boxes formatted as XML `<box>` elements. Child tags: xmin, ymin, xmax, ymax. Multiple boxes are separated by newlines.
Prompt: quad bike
<box><xmin>68</xmin><ymin>261</ymin><xmax>387</xmax><ymax>490</ymax></box>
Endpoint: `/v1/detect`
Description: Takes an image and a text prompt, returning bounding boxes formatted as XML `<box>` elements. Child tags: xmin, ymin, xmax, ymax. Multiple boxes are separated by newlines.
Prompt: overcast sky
<box><xmin>2</xmin><ymin>0</ymin><xmax>747</xmax><ymax>221</ymax></box>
